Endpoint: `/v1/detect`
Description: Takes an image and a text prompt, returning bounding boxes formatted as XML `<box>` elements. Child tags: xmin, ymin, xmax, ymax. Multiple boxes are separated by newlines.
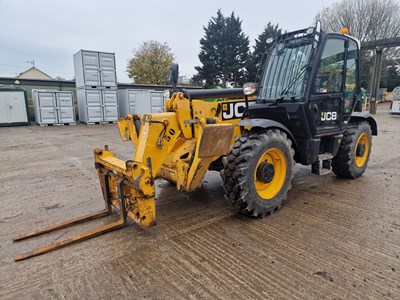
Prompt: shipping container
<box><xmin>74</xmin><ymin>50</ymin><xmax>117</xmax><ymax>88</ymax></box>
<box><xmin>0</xmin><ymin>88</ymin><xmax>29</xmax><ymax>126</ymax></box>
<box><xmin>32</xmin><ymin>90</ymin><xmax>75</xmax><ymax>125</ymax></box>
<box><xmin>118</xmin><ymin>89</ymin><xmax>164</xmax><ymax>117</ymax></box>
<box><xmin>77</xmin><ymin>88</ymin><xmax>119</xmax><ymax>123</ymax></box>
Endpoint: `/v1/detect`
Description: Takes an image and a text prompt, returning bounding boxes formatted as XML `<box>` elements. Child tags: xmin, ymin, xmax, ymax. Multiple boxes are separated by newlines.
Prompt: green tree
<box><xmin>189</xmin><ymin>74</ymin><xmax>204</xmax><ymax>86</ymax></box>
<box><xmin>381</xmin><ymin>66</ymin><xmax>400</xmax><ymax>91</ymax></box>
<box><xmin>195</xmin><ymin>10</ymin><xmax>250</xmax><ymax>88</ymax></box>
<box><xmin>127</xmin><ymin>41</ymin><xmax>174</xmax><ymax>84</ymax></box>
<box><xmin>247</xmin><ymin>23</ymin><xmax>283</xmax><ymax>82</ymax></box>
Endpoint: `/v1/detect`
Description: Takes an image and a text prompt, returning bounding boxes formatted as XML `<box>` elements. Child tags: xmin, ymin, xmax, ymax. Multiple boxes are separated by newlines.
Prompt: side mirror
<box><xmin>169</xmin><ymin>64</ymin><xmax>179</xmax><ymax>85</ymax></box>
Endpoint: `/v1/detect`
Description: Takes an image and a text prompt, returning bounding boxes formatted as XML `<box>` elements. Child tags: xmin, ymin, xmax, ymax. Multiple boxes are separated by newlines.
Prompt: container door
<box><xmin>87</xmin><ymin>106</ymin><xmax>103</xmax><ymax>122</ymax></box>
<box><xmin>99</xmin><ymin>53</ymin><xmax>116</xmax><ymax>86</ymax></box>
<box><xmin>100</xmin><ymin>70</ymin><xmax>117</xmax><ymax>86</ymax></box>
<box><xmin>135</xmin><ymin>90</ymin><xmax>151</xmax><ymax>114</ymax></box>
<box><xmin>128</xmin><ymin>90</ymin><xmax>137</xmax><ymax>114</ymax></box>
<box><xmin>82</xmin><ymin>51</ymin><xmax>99</xmax><ymax>69</ymax></box>
<box><xmin>150</xmin><ymin>91</ymin><xmax>164</xmax><ymax>113</ymax></box>
<box><xmin>84</xmin><ymin>69</ymin><xmax>101</xmax><ymax>86</ymax></box>
<box><xmin>102</xmin><ymin>90</ymin><xmax>118</xmax><ymax>121</ymax></box>
<box><xmin>0</xmin><ymin>93</ymin><xmax>8</xmax><ymax>123</ymax></box>
<box><xmin>99</xmin><ymin>53</ymin><xmax>115</xmax><ymax>70</ymax></box>
<box><xmin>57</xmin><ymin>93</ymin><xmax>75</xmax><ymax>123</ymax></box>
<box><xmin>2</xmin><ymin>92</ymin><xmax>26</xmax><ymax>123</ymax></box>
<box><xmin>38</xmin><ymin>92</ymin><xmax>57</xmax><ymax>124</ymax></box>
<box><xmin>86</xmin><ymin>90</ymin><xmax>103</xmax><ymax>122</ymax></box>
<box><xmin>86</xmin><ymin>90</ymin><xmax>102</xmax><ymax>106</ymax></box>
<box><xmin>7</xmin><ymin>92</ymin><xmax>28</xmax><ymax>123</ymax></box>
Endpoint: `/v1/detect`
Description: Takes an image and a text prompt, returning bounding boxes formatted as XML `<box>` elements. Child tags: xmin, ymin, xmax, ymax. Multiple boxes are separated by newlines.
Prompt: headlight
<box><xmin>243</xmin><ymin>82</ymin><xmax>257</xmax><ymax>96</ymax></box>
<box><xmin>164</xmin><ymin>89</ymin><xmax>171</xmax><ymax>99</ymax></box>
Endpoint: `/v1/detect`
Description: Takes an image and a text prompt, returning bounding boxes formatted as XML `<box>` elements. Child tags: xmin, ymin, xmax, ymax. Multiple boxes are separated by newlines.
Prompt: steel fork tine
<box><xmin>14</xmin><ymin>177</ymin><xmax>128</xmax><ymax>261</ymax></box>
<box><xmin>14</xmin><ymin>214</ymin><xmax>126</xmax><ymax>261</ymax></box>
<box><xmin>12</xmin><ymin>209</ymin><xmax>111</xmax><ymax>241</ymax></box>
<box><xmin>14</xmin><ymin>185</ymin><xmax>127</xmax><ymax>262</ymax></box>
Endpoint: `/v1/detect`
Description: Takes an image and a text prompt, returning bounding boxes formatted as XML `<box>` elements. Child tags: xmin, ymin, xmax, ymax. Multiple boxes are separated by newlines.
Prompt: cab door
<box><xmin>308</xmin><ymin>37</ymin><xmax>358</xmax><ymax>137</ymax></box>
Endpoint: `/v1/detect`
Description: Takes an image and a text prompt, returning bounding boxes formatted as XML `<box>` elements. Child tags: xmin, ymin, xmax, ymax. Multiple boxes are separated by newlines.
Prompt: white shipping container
<box><xmin>118</xmin><ymin>89</ymin><xmax>165</xmax><ymax>117</ymax></box>
<box><xmin>74</xmin><ymin>50</ymin><xmax>117</xmax><ymax>88</ymax></box>
<box><xmin>32</xmin><ymin>90</ymin><xmax>75</xmax><ymax>125</ymax></box>
<box><xmin>77</xmin><ymin>88</ymin><xmax>119</xmax><ymax>123</ymax></box>
<box><xmin>0</xmin><ymin>89</ymin><xmax>29</xmax><ymax>126</ymax></box>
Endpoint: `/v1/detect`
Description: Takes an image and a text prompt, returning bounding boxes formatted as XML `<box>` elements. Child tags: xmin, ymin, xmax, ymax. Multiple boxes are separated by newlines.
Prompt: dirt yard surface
<box><xmin>1</xmin><ymin>103</ymin><xmax>399</xmax><ymax>299</ymax></box>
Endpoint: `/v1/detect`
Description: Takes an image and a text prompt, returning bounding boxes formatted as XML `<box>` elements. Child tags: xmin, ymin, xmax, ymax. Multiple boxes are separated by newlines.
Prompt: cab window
<box><xmin>344</xmin><ymin>40</ymin><xmax>358</xmax><ymax>113</ymax></box>
<box><xmin>314</xmin><ymin>39</ymin><xmax>345</xmax><ymax>94</ymax></box>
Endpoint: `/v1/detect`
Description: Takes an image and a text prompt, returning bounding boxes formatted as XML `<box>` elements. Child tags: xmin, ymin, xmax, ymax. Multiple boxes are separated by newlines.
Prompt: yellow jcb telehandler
<box><xmin>14</xmin><ymin>22</ymin><xmax>377</xmax><ymax>261</ymax></box>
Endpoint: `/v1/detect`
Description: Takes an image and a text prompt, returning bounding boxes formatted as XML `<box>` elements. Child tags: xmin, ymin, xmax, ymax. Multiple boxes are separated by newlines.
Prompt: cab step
<box><xmin>311</xmin><ymin>153</ymin><xmax>334</xmax><ymax>175</ymax></box>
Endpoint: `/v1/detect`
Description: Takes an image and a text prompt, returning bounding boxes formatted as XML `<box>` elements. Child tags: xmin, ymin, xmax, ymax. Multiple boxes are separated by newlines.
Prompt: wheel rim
<box><xmin>354</xmin><ymin>133</ymin><xmax>369</xmax><ymax>168</ymax></box>
<box><xmin>254</xmin><ymin>148</ymin><xmax>287</xmax><ymax>200</ymax></box>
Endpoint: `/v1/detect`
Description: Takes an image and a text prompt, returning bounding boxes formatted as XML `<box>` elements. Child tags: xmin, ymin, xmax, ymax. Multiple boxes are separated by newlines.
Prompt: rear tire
<box><xmin>221</xmin><ymin>129</ymin><xmax>295</xmax><ymax>217</ymax></box>
<box><xmin>332</xmin><ymin>122</ymin><xmax>372</xmax><ymax>179</ymax></box>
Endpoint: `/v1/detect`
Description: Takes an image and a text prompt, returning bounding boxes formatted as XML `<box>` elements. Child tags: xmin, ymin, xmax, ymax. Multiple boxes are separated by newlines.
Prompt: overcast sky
<box><xmin>0</xmin><ymin>0</ymin><xmax>338</xmax><ymax>83</ymax></box>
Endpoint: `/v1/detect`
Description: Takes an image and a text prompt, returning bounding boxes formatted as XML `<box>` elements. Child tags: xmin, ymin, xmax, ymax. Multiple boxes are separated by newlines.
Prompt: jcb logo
<box><xmin>222</xmin><ymin>102</ymin><xmax>246</xmax><ymax>120</ymax></box>
<box><xmin>320</xmin><ymin>111</ymin><xmax>337</xmax><ymax>121</ymax></box>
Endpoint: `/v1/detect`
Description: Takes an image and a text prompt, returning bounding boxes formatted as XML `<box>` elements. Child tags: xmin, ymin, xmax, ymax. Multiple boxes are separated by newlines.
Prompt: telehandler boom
<box><xmin>14</xmin><ymin>22</ymin><xmax>377</xmax><ymax>261</ymax></box>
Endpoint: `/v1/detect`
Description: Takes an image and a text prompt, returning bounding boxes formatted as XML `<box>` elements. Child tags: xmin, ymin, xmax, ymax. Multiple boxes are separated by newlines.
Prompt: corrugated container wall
<box><xmin>118</xmin><ymin>89</ymin><xmax>165</xmax><ymax>117</ymax></box>
<box><xmin>32</xmin><ymin>90</ymin><xmax>76</xmax><ymax>125</ymax></box>
<box><xmin>74</xmin><ymin>50</ymin><xmax>119</xmax><ymax>124</ymax></box>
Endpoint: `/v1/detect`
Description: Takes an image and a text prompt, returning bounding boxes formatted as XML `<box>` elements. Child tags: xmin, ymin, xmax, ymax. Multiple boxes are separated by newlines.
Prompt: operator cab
<box><xmin>243</xmin><ymin>22</ymin><xmax>363</xmax><ymax>166</ymax></box>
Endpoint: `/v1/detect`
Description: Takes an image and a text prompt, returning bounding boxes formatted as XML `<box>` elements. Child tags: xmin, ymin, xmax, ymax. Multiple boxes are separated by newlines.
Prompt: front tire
<box><xmin>221</xmin><ymin>129</ymin><xmax>295</xmax><ymax>217</ymax></box>
<box><xmin>332</xmin><ymin>122</ymin><xmax>372</xmax><ymax>179</ymax></box>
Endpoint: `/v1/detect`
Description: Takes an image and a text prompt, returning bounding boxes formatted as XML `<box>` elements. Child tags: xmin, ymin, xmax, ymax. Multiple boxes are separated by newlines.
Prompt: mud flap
<box><xmin>187</xmin><ymin>124</ymin><xmax>234</xmax><ymax>191</ymax></box>
<box><xmin>198</xmin><ymin>124</ymin><xmax>235</xmax><ymax>158</ymax></box>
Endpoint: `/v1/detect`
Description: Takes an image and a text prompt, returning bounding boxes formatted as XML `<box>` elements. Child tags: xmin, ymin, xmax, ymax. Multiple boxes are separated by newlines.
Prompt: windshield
<box><xmin>259</xmin><ymin>37</ymin><xmax>313</xmax><ymax>101</ymax></box>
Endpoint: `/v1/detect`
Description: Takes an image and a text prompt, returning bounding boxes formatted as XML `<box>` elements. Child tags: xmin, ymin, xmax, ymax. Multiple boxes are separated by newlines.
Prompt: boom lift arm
<box><xmin>13</xmin><ymin>91</ymin><xmax>237</xmax><ymax>261</ymax></box>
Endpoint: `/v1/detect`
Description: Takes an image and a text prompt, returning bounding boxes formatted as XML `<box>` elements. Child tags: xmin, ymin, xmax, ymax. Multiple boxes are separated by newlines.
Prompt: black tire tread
<box><xmin>221</xmin><ymin>129</ymin><xmax>295</xmax><ymax>217</ymax></box>
<box><xmin>332</xmin><ymin>121</ymin><xmax>372</xmax><ymax>179</ymax></box>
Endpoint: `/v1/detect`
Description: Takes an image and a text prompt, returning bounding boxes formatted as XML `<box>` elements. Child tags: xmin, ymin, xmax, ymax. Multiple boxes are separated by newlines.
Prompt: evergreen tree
<box><xmin>195</xmin><ymin>10</ymin><xmax>249</xmax><ymax>88</ymax></box>
<box><xmin>381</xmin><ymin>66</ymin><xmax>400</xmax><ymax>91</ymax></box>
<box><xmin>247</xmin><ymin>23</ymin><xmax>283</xmax><ymax>82</ymax></box>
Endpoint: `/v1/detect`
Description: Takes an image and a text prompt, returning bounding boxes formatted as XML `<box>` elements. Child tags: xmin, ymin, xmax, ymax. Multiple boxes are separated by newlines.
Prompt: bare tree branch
<box><xmin>315</xmin><ymin>0</ymin><xmax>400</xmax><ymax>42</ymax></box>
